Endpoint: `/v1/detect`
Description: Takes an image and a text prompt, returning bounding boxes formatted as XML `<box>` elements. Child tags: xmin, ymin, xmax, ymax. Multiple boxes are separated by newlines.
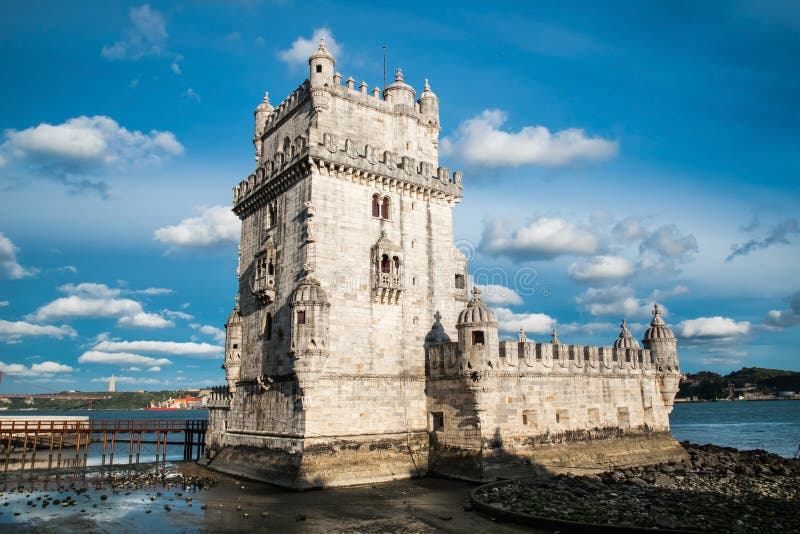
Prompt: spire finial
<box><xmin>621</xmin><ymin>319</ymin><xmax>628</xmax><ymax>329</ymax></box>
<box><xmin>395</xmin><ymin>68</ymin><xmax>403</xmax><ymax>82</ymax></box>
<box><xmin>471</xmin><ymin>286</ymin><xmax>481</xmax><ymax>297</ymax></box>
<box><xmin>319</xmin><ymin>37</ymin><xmax>327</xmax><ymax>49</ymax></box>
<box><xmin>424</xmin><ymin>78</ymin><xmax>430</xmax><ymax>91</ymax></box>
<box><xmin>551</xmin><ymin>328</ymin><xmax>560</xmax><ymax>344</ymax></box>
<box><xmin>262</xmin><ymin>91</ymin><xmax>270</xmax><ymax>105</ymax></box>
<box><xmin>653</xmin><ymin>303</ymin><xmax>660</xmax><ymax>315</ymax></box>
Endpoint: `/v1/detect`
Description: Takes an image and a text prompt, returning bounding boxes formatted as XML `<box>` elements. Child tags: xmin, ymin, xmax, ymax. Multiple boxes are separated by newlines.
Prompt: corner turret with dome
<box><xmin>205</xmin><ymin>40</ymin><xmax>685</xmax><ymax>489</ymax></box>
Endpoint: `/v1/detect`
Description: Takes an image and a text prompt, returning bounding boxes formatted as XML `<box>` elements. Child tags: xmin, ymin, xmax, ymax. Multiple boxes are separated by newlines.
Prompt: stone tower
<box><xmin>205</xmin><ymin>40</ymin><xmax>467</xmax><ymax>488</ymax></box>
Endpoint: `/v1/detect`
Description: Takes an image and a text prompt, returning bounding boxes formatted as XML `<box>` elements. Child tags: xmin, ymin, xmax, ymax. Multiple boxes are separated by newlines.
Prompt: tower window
<box><xmin>472</xmin><ymin>331</ymin><xmax>485</xmax><ymax>345</ymax></box>
<box><xmin>380</xmin><ymin>254</ymin><xmax>391</xmax><ymax>274</ymax></box>
<box><xmin>316</xmin><ymin>65</ymin><xmax>322</xmax><ymax>73</ymax></box>
<box><xmin>431</xmin><ymin>411</ymin><xmax>444</xmax><ymax>431</ymax></box>
<box><xmin>454</xmin><ymin>274</ymin><xmax>465</xmax><ymax>289</ymax></box>
<box><xmin>381</xmin><ymin>197</ymin><xmax>391</xmax><ymax>220</ymax></box>
<box><xmin>297</xmin><ymin>310</ymin><xmax>306</xmax><ymax>325</ymax></box>
<box><xmin>372</xmin><ymin>194</ymin><xmax>380</xmax><ymax>217</ymax></box>
<box><xmin>265</xmin><ymin>313</ymin><xmax>273</xmax><ymax>341</ymax></box>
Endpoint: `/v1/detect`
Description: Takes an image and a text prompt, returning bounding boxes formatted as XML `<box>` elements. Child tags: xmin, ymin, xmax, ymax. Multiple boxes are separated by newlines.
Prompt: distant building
<box><xmin>108</xmin><ymin>375</ymin><xmax>115</xmax><ymax>393</ymax></box>
<box><xmin>204</xmin><ymin>40</ymin><xmax>684</xmax><ymax>489</ymax></box>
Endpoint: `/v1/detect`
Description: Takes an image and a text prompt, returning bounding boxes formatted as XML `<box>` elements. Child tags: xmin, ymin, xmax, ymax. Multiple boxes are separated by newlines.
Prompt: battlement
<box><xmin>207</xmin><ymin>386</ymin><xmax>231</xmax><ymax>409</ymax></box>
<box><xmin>233</xmin><ymin>133</ymin><xmax>463</xmax><ymax>210</ymax></box>
<box><xmin>428</xmin><ymin>341</ymin><xmax>658</xmax><ymax>377</ymax></box>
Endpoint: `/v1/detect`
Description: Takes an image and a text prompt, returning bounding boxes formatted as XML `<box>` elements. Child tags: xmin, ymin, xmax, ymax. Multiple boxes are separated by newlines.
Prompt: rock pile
<box><xmin>473</xmin><ymin>442</ymin><xmax>800</xmax><ymax>532</ymax></box>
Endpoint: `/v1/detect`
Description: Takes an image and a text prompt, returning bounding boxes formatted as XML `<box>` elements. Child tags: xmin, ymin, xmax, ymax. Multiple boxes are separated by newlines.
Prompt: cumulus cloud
<box><xmin>764</xmin><ymin>290</ymin><xmax>800</xmax><ymax>328</ymax></box>
<box><xmin>0</xmin><ymin>360</ymin><xmax>74</xmax><ymax>377</ymax></box>
<box><xmin>0</xmin><ymin>232</ymin><xmax>37</xmax><ymax>279</ymax></box>
<box><xmin>639</xmin><ymin>225</ymin><xmax>698</xmax><ymax>259</ymax></box>
<box><xmin>568</xmin><ymin>255</ymin><xmax>634</xmax><ymax>283</ymax></box>
<box><xmin>575</xmin><ymin>285</ymin><xmax>663</xmax><ymax>319</ymax></box>
<box><xmin>189</xmin><ymin>324</ymin><xmax>226</xmax><ymax>344</ymax></box>
<box><xmin>101</xmin><ymin>4</ymin><xmax>168</xmax><ymax>60</ymax></box>
<box><xmin>613</xmin><ymin>217</ymin><xmax>649</xmax><ymax>241</ymax></box>
<box><xmin>1</xmin><ymin>115</ymin><xmax>183</xmax><ymax>196</ymax></box>
<box><xmin>136</xmin><ymin>287</ymin><xmax>173</xmax><ymax>296</ymax></box>
<box><xmin>494</xmin><ymin>307</ymin><xmax>556</xmax><ymax>334</ymax></box>
<box><xmin>440</xmin><ymin>109</ymin><xmax>618</xmax><ymax>167</ymax></box>
<box><xmin>278</xmin><ymin>28</ymin><xmax>342</xmax><ymax>66</ymax></box>
<box><xmin>28</xmin><ymin>295</ymin><xmax>172</xmax><ymax>329</ymax></box>
<box><xmin>678</xmin><ymin>317</ymin><xmax>751</xmax><ymax>340</ymax></box>
<box><xmin>0</xmin><ymin>301</ymin><xmax>8</xmax><ymax>307</ymax></box>
<box><xmin>78</xmin><ymin>351</ymin><xmax>171</xmax><ymax>366</ymax></box>
<box><xmin>727</xmin><ymin>218</ymin><xmax>799</xmax><ymax>261</ymax></box>
<box><xmin>147</xmin><ymin>366</ymin><xmax>162</xmax><ymax>372</ymax></box>
<box><xmin>476</xmin><ymin>284</ymin><xmax>523</xmax><ymax>306</ymax></box>
<box><xmin>481</xmin><ymin>218</ymin><xmax>598</xmax><ymax>260</ymax></box>
<box><xmin>154</xmin><ymin>205</ymin><xmax>240</xmax><ymax>248</ymax></box>
<box><xmin>92</xmin><ymin>340</ymin><xmax>222</xmax><ymax>358</ymax></box>
<box><xmin>0</xmin><ymin>320</ymin><xmax>77</xmax><ymax>343</ymax></box>
<box><xmin>59</xmin><ymin>282</ymin><xmax>121</xmax><ymax>298</ymax></box>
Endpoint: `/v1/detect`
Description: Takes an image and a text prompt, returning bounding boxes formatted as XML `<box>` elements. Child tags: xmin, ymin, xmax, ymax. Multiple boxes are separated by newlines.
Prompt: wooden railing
<box><xmin>0</xmin><ymin>419</ymin><xmax>207</xmax><ymax>472</ymax></box>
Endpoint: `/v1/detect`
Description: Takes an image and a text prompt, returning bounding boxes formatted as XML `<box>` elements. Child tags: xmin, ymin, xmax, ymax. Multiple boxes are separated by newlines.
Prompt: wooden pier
<box><xmin>0</xmin><ymin>419</ymin><xmax>207</xmax><ymax>472</ymax></box>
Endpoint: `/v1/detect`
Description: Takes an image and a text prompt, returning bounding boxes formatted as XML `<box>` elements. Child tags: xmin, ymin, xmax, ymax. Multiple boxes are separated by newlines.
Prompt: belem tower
<box><xmin>203</xmin><ymin>40</ymin><xmax>685</xmax><ymax>489</ymax></box>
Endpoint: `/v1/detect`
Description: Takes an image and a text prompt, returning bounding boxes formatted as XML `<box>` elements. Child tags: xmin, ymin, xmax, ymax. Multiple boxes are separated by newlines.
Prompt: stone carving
<box><xmin>324</xmin><ymin>132</ymin><xmax>338</xmax><ymax>153</ymax></box>
<box><xmin>345</xmin><ymin>138</ymin><xmax>358</xmax><ymax>159</ymax></box>
<box><xmin>365</xmin><ymin>144</ymin><xmax>377</xmax><ymax>165</ymax></box>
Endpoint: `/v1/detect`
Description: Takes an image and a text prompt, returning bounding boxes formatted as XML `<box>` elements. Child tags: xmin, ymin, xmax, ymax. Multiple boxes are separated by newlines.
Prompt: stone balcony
<box><xmin>373</xmin><ymin>272</ymin><xmax>402</xmax><ymax>304</ymax></box>
<box><xmin>253</xmin><ymin>275</ymin><xmax>275</xmax><ymax>304</ymax></box>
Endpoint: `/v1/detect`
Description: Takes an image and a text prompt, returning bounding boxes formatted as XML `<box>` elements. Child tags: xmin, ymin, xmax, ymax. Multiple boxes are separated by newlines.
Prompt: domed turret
<box><xmin>290</xmin><ymin>273</ymin><xmax>331</xmax><ymax>373</ymax></box>
<box><xmin>614</xmin><ymin>319</ymin><xmax>640</xmax><ymax>349</ymax></box>
<box><xmin>253</xmin><ymin>91</ymin><xmax>274</xmax><ymax>161</ymax></box>
<box><xmin>223</xmin><ymin>302</ymin><xmax>242</xmax><ymax>392</ymax></box>
<box><xmin>643</xmin><ymin>304</ymin><xmax>676</xmax><ymax>343</ymax></box>
<box><xmin>456</xmin><ymin>287</ymin><xmax>499</xmax><ymax>369</ymax></box>
<box><xmin>309</xmin><ymin>38</ymin><xmax>335</xmax><ymax>87</ymax></box>
<box><xmin>457</xmin><ymin>287</ymin><xmax>497</xmax><ymax>326</ymax></box>
<box><xmin>417</xmin><ymin>79</ymin><xmax>439</xmax><ymax>127</ymax></box>
<box><xmin>383</xmin><ymin>68</ymin><xmax>416</xmax><ymax>106</ymax></box>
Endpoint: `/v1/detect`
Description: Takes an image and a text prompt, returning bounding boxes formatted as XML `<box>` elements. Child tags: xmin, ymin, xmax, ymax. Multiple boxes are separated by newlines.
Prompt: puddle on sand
<box><xmin>0</xmin><ymin>464</ymin><xmax>534</xmax><ymax>533</ymax></box>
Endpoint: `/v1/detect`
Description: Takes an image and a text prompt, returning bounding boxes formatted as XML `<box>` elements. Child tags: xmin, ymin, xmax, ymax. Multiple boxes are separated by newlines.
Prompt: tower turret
<box><xmin>383</xmin><ymin>68</ymin><xmax>416</xmax><ymax>106</ymax></box>
<box><xmin>289</xmin><ymin>273</ymin><xmax>331</xmax><ymax>374</ymax></box>
<box><xmin>223</xmin><ymin>302</ymin><xmax>243</xmax><ymax>391</ymax></box>
<box><xmin>308</xmin><ymin>38</ymin><xmax>335</xmax><ymax>87</ymax></box>
<box><xmin>642</xmin><ymin>303</ymin><xmax>681</xmax><ymax>411</ymax></box>
<box><xmin>417</xmin><ymin>79</ymin><xmax>440</xmax><ymax>128</ymax></box>
<box><xmin>456</xmin><ymin>287</ymin><xmax>499</xmax><ymax>369</ymax></box>
<box><xmin>613</xmin><ymin>319</ymin><xmax>640</xmax><ymax>349</ymax></box>
<box><xmin>253</xmin><ymin>92</ymin><xmax>274</xmax><ymax>161</ymax></box>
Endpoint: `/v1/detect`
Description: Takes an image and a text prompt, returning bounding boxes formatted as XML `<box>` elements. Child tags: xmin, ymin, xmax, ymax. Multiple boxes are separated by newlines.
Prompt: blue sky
<box><xmin>0</xmin><ymin>1</ymin><xmax>798</xmax><ymax>393</ymax></box>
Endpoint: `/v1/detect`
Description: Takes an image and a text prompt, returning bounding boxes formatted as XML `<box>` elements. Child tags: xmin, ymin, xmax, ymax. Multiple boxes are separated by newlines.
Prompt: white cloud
<box><xmin>575</xmin><ymin>285</ymin><xmax>662</xmax><ymax>319</ymax></box>
<box><xmin>164</xmin><ymin>310</ymin><xmax>193</xmax><ymax>320</ymax></box>
<box><xmin>0</xmin><ymin>232</ymin><xmax>37</xmax><ymax>279</ymax></box>
<box><xmin>136</xmin><ymin>287</ymin><xmax>173</xmax><ymax>296</ymax></box>
<box><xmin>127</xmin><ymin>366</ymin><xmax>142</xmax><ymax>372</ymax></box>
<box><xmin>568</xmin><ymin>255</ymin><xmax>634</xmax><ymax>283</ymax></box>
<box><xmin>475</xmin><ymin>284</ymin><xmax>523</xmax><ymax>306</ymax></box>
<box><xmin>170</xmin><ymin>54</ymin><xmax>183</xmax><ymax>74</ymax></box>
<box><xmin>92</xmin><ymin>340</ymin><xmax>222</xmax><ymax>357</ymax></box>
<box><xmin>154</xmin><ymin>205</ymin><xmax>240</xmax><ymax>248</ymax></box>
<box><xmin>58</xmin><ymin>265</ymin><xmax>78</xmax><ymax>273</ymax></box>
<box><xmin>481</xmin><ymin>218</ymin><xmax>598</xmax><ymax>260</ymax></box>
<box><xmin>278</xmin><ymin>28</ymin><xmax>341</xmax><ymax>66</ymax></box>
<box><xmin>1</xmin><ymin>115</ymin><xmax>183</xmax><ymax>195</ymax></box>
<box><xmin>0</xmin><ymin>320</ymin><xmax>77</xmax><ymax>342</ymax></box>
<box><xmin>639</xmin><ymin>225</ymin><xmax>698</xmax><ymax>259</ymax></box>
<box><xmin>189</xmin><ymin>324</ymin><xmax>226</xmax><ymax>344</ymax></box>
<box><xmin>102</xmin><ymin>5</ymin><xmax>168</xmax><ymax>60</ymax></box>
<box><xmin>764</xmin><ymin>290</ymin><xmax>800</xmax><ymax>328</ymax></box>
<box><xmin>440</xmin><ymin>109</ymin><xmax>618</xmax><ymax>167</ymax></box>
<box><xmin>0</xmin><ymin>301</ymin><xmax>8</xmax><ymax>307</ymax></box>
<box><xmin>678</xmin><ymin>317</ymin><xmax>751</xmax><ymax>340</ymax></box>
<box><xmin>494</xmin><ymin>307</ymin><xmax>556</xmax><ymax>334</ymax></box>
<box><xmin>613</xmin><ymin>217</ymin><xmax>649</xmax><ymax>241</ymax></box>
<box><xmin>0</xmin><ymin>360</ymin><xmax>73</xmax><ymax>377</ymax></box>
<box><xmin>184</xmin><ymin>88</ymin><xmax>200</xmax><ymax>102</ymax></box>
<box><xmin>147</xmin><ymin>366</ymin><xmax>162</xmax><ymax>372</ymax></box>
<box><xmin>59</xmin><ymin>282</ymin><xmax>121</xmax><ymax>298</ymax></box>
<box><xmin>78</xmin><ymin>351</ymin><xmax>171</xmax><ymax>366</ymax></box>
<box><xmin>28</xmin><ymin>296</ymin><xmax>173</xmax><ymax>329</ymax></box>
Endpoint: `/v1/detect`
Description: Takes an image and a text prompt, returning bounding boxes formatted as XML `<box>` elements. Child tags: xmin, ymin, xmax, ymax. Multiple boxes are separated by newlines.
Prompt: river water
<box><xmin>3</xmin><ymin>401</ymin><xmax>800</xmax><ymax>459</ymax></box>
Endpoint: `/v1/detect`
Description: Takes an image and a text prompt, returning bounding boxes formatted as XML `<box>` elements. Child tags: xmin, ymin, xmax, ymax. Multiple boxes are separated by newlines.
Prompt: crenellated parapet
<box><xmin>207</xmin><ymin>386</ymin><xmax>232</xmax><ymax>409</ymax></box>
<box><xmin>427</xmin><ymin>341</ymin><xmax>656</xmax><ymax>378</ymax></box>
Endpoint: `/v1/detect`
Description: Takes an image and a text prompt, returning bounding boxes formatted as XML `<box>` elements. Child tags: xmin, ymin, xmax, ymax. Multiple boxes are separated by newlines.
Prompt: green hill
<box><xmin>678</xmin><ymin>367</ymin><xmax>800</xmax><ymax>400</ymax></box>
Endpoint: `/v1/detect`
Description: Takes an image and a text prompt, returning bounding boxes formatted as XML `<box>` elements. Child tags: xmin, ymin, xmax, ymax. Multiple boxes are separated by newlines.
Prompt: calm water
<box><xmin>3</xmin><ymin>403</ymin><xmax>799</xmax><ymax>459</ymax></box>
<box><xmin>670</xmin><ymin>400</ymin><xmax>800</xmax><ymax>458</ymax></box>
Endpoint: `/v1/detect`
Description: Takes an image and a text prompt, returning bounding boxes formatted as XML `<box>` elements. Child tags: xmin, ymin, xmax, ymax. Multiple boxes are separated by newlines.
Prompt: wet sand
<box><xmin>0</xmin><ymin>463</ymin><xmax>536</xmax><ymax>533</ymax></box>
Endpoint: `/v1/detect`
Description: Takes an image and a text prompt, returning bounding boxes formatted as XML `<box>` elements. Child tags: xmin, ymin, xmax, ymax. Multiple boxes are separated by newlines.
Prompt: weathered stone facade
<box><xmin>204</xmin><ymin>40</ymin><xmax>685</xmax><ymax>489</ymax></box>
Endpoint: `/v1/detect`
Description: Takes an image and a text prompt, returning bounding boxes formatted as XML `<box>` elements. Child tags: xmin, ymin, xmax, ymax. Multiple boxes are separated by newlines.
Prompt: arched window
<box><xmin>268</xmin><ymin>260</ymin><xmax>274</xmax><ymax>276</ymax></box>
<box><xmin>392</xmin><ymin>256</ymin><xmax>400</xmax><ymax>274</ymax></box>
<box><xmin>381</xmin><ymin>196</ymin><xmax>391</xmax><ymax>220</ymax></box>
<box><xmin>297</xmin><ymin>310</ymin><xmax>306</xmax><ymax>325</ymax></box>
<box><xmin>372</xmin><ymin>194</ymin><xmax>380</xmax><ymax>218</ymax></box>
<box><xmin>265</xmin><ymin>313</ymin><xmax>273</xmax><ymax>341</ymax></box>
<box><xmin>381</xmin><ymin>254</ymin><xmax>391</xmax><ymax>273</ymax></box>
